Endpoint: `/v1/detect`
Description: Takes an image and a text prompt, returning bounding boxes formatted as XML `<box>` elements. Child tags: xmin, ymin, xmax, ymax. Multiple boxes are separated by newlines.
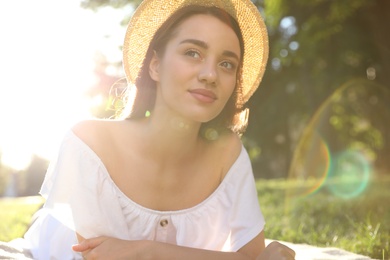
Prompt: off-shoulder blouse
<box><xmin>24</xmin><ymin>130</ymin><xmax>264</xmax><ymax>259</ymax></box>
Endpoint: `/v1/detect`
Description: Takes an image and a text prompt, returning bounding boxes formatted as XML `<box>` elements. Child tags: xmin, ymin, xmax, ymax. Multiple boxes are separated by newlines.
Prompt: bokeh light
<box><xmin>287</xmin><ymin>79</ymin><xmax>389</xmax><ymax>205</ymax></box>
<box><xmin>327</xmin><ymin>150</ymin><xmax>371</xmax><ymax>199</ymax></box>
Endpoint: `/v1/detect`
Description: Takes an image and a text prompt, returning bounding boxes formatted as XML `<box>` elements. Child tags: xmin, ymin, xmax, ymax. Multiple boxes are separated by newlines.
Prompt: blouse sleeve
<box><xmin>39</xmin><ymin>131</ymin><xmax>129</xmax><ymax>240</ymax></box>
<box><xmin>227</xmin><ymin>146</ymin><xmax>265</xmax><ymax>252</ymax></box>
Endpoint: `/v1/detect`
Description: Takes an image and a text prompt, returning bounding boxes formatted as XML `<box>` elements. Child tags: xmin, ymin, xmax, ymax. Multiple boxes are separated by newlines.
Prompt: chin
<box><xmin>194</xmin><ymin>113</ymin><xmax>221</xmax><ymax>124</ymax></box>
<box><xmin>175</xmin><ymin>103</ymin><xmax>224</xmax><ymax>124</ymax></box>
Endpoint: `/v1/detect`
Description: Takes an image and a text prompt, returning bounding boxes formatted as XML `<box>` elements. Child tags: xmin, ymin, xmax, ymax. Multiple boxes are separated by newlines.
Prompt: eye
<box><xmin>220</xmin><ymin>61</ymin><xmax>236</xmax><ymax>70</ymax></box>
<box><xmin>185</xmin><ymin>49</ymin><xmax>201</xmax><ymax>59</ymax></box>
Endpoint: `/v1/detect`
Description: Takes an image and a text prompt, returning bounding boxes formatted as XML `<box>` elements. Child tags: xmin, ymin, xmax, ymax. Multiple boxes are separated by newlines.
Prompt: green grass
<box><xmin>258</xmin><ymin>176</ymin><xmax>390</xmax><ymax>259</ymax></box>
<box><xmin>0</xmin><ymin>178</ymin><xmax>388</xmax><ymax>259</ymax></box>
<box><xmin>0</xmin><ymin>196</ymin><xmax>44</xmax><ymax>241</ymax></box>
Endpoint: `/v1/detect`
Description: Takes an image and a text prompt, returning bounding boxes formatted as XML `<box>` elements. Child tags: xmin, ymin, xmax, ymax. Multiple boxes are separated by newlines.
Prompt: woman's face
<box><xmin>149</xmin><ymin>14</ymin><xmax>241</xmax><ymax>124</ymax></box>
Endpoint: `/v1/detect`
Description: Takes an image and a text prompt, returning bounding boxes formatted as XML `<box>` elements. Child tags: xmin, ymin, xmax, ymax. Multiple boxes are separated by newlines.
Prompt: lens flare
<box><xmin>287</xmin><ymin>130</ymin><xmax>331</xmax><ymax>198</ymax></box>
<box><xmin>286</xmin><ymin>79</ymin><xmax>388</xmax><ymax>206</ymax></box>
<box><xmin>327</xmin><ymin>150</ymin><xmax>371</xmax><ymax>199</ymax></box>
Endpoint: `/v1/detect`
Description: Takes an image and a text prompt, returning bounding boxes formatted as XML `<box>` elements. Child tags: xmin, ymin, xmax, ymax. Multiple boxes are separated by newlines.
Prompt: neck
<box><xmin>140</xmin><ymin>112</ymin><xmax>204</xmax><ymax>164</ymax></box>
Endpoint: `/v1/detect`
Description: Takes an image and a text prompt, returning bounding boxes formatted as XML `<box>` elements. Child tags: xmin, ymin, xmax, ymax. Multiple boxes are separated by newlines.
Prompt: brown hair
<box><xmin>119</xmin><ymin>5</ymin><xmax>248</xmax><ymax>138</ymax></box>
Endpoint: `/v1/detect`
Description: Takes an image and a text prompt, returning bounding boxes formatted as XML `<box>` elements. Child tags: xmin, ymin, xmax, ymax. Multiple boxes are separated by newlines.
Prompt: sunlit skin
<box><xmin>70</xmin><ymin>14</ymin><xmax>295</xmax><ymax>260</ymax></box>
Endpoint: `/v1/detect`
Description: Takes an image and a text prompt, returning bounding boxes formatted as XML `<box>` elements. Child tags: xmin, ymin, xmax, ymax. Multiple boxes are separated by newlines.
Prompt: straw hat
<box><xmin>123</xmin><ymin>0</ymin><xmax>269</xmax><ymax>103</ymax></box>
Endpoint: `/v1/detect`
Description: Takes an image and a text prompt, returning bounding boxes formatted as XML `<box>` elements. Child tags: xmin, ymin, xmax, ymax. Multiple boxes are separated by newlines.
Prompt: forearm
<box><xmin>73</xmin><ymin>233</ymin><xmax>294</xmax><ymax>260</ymax></box>
<box><xmin>73</xmin><ymin>235</ymin><xmax>265</xmax><ymax>260</ymax></box>
<box><xmin>147</xmin><ymin>241</ymin><xmax>251</xmax><ymax>260</ymax></box>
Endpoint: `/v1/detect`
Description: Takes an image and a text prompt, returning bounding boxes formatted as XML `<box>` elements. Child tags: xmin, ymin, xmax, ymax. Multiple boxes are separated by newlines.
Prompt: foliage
<box><xmin>0</xmin><ymin>155</ymin><xmax>48</xmax><ymax>197</ymax></box>
<box><xmin>80</xmin><ymin>0</ymin><xmax>141</xmax><ymax>10</ymax></box>
<box><xmin>246</xmin><ymin>0</ymin><xmax>390</xmax><ymax>178</ymax></box>
<box><xmin>287</xmin><ymin>79</ymin><xmax>390</xmax><ymax>189</ymax></box>
<box><xmin>0</xmin><ymin>155</ymin><xmax>11</xmax><ymax>196</ymax></box>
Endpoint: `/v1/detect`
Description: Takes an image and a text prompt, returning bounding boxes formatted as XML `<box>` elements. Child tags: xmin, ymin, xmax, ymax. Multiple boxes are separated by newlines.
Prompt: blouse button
<box><xmin>160</xmin><ymin>219</ymin><xmax>168</xmax><ymax>227</ymax></box>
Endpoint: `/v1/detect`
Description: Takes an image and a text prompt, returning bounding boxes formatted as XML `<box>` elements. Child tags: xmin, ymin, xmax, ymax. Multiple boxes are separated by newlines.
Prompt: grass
<box><xmin>0</xmin><ymin>178</ymin><xmax>388</xmax><ymax>259</ymax></box>
<box><xmin>0</xmin><ymin>196</ymin><xmax>44</xmax><ymax>241</ymax></box>
<box><xmin>258</xmin><ymin>176</ymin><xmax>390</xmax><ymax>259</ymax></box>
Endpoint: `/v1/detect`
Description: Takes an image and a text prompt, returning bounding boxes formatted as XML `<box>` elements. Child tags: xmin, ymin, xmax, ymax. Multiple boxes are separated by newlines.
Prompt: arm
<box><xmin>73</xmin><ymin>231</ymin><xmax>295</xmax><ymax>260</ymax></box>
<box><xmin>73</xmin><ymin>236</ymin><xmax>257</xmax><ymax>260</ymax></box>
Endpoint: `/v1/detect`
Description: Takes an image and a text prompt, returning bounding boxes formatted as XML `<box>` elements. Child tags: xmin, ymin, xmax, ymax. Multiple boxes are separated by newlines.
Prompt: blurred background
<box><xmin>0</xmin><ymin>0</ymin><xmax>389</xmax><ymax>258</ymax></box>
<box><xmin>1</xmin><ymin>0</ymin><xmax>389</xmax><ymax>197</ymax></box>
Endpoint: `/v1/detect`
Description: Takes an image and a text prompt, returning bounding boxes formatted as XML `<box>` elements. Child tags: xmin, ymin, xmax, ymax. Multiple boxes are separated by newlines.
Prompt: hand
<box><xmin>256</xmin><ymin>241</ymin><xmax>296</xmax><ymax>260</ymax></box>
<box><xmin>72</xmin><ymin>236</ymin><xmax>150</xmax><ymax>260</ymax></box>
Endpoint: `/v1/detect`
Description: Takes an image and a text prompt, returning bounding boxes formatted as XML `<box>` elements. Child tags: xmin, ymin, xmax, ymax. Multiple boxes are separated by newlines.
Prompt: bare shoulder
<box><xmin>72</xmin><ymin>119</ymin><xmax>107</xmax><ymax>141</ymax></box>
<box><xmin>214</xmin><ymin>131</ymin><xmax>242</xmax><ymax>154</ymax></box>
<box><xmin>210</xmin><ymin>131</ymin><xmax>243</xmax><ymax>176</ymax></box>
<box><xmin>71</xmin><ymin>119</ymin><xmax>121</xmax><ymax>153</ymax></box>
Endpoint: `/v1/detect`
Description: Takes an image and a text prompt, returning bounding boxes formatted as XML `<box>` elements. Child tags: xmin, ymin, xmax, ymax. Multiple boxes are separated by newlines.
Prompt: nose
<box><xmin>198</xmin><ymin>60</ymin><xmax>217</xmax><ymax>85</ymax></box>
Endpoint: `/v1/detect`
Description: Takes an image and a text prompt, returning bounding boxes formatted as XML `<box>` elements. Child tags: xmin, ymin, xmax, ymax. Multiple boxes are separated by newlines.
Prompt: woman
<box><xmin>23</xmin><ymin>0</ymin><xmax>295</xmax><ymax>259</ymax></box>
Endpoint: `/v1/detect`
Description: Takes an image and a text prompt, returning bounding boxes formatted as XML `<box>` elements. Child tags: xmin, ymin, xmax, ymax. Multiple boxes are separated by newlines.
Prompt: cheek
<box><xmin>221</xmin><ymin>77</ymin><xmax>237</xmax><ymax>102</ymax></box>
<box><xmin>158</xmin><ymin>63</ymin><xmax>188</xmax><ymax>103</ymax></box>
<box><xmin>159</xmin><ymin>57</ymin><xmax>187</xmax><ymax>84</ymax></box>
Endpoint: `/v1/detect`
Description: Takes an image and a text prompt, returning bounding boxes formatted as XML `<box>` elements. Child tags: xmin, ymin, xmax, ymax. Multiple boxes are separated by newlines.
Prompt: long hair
<box><xmin>118</xmin><ymin>5</ymin><xmax>248</xmax><ymax>138</ymax></box>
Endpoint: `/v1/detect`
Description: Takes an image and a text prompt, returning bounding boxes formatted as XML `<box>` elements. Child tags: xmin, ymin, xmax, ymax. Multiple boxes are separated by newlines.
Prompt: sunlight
<box><xmin>0</xmin><ymin>0</ymin><xmax>125</xmax><ymax>169</ymax></box>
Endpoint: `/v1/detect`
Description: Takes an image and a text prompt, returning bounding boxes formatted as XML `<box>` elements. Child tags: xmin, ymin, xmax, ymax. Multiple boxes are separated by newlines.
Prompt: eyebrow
<box><xmin>179</xmin><ymin>39</ymin><xmax>240</xmax><ymax>61</ymax></box>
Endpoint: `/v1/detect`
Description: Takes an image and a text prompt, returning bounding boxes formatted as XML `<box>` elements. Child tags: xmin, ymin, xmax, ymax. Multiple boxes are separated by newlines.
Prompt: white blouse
<box><xmin>24</xmin><ymin>130</ymin><xmax>265</xmax><ymax>259</ymax></box>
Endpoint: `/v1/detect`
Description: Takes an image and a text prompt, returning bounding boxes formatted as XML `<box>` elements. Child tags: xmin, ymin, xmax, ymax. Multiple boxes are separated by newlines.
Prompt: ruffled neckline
<box><xmin>67</xmin><ymin>130</ymin><xmax>245</xmax><ymax>215</ymax></box>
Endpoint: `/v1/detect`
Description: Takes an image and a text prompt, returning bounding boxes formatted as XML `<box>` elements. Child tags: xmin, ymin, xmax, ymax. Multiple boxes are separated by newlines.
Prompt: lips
<box><xmin>188</xmin><ymin>88</ymin><xmax>217</xmax><ymax>103</ymax></box>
